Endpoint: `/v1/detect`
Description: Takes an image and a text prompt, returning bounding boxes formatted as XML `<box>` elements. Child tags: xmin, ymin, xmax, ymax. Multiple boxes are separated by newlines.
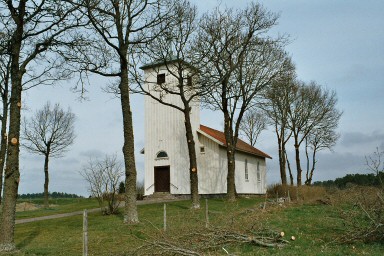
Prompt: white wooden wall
<box><xmin>197</xmin><ymin>134</ymin><xmax>226</xmax><ymax>194</ymax></box>
<box><xmin>143</xmin><ymin>65</ymin><xmax>200</xmax><ymax>196</ymax></box>
<box><xmin>234</xmin><ymin>152</ymin><xmax>267</xmax><ymax>194</ymax></box>
<box><xmin>143</xmin><ymin>63</ymin><xmax>267</xmax><ymax>196</ymax></box>
<box><xmin>197</xmin><ymin>133</ymin><xmax>267</xmax><ymax>194</ymax></box>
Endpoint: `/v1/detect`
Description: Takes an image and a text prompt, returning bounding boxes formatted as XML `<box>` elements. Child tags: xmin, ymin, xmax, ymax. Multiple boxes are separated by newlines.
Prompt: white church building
<box><xmin>140</xmin><ymin>59</ymin><xmax>271</xmax><ymax>197</ymax></box>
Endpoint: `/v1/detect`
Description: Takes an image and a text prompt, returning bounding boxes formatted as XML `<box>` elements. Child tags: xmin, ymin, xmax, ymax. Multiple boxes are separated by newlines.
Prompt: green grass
<box><xmin>16</xmin><ymin>198</ymin><xmax>99</xmax><ymax>219</ymax></box>
<box><xmin>7</xmin><ymin>197</ymin><xmax>384</xmax><ymax>255</ymax></box>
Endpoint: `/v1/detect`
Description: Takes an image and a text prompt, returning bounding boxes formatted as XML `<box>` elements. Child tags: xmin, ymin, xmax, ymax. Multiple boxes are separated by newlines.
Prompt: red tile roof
<box><xmin>198</xmin><ymin>125</ymin><xmax>272</xmax><ymax>159</ymax></box>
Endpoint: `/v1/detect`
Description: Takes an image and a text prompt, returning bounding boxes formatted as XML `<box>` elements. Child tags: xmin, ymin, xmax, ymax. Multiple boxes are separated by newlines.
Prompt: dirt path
<box><xmin>16</xmin><ymin>198</ymin><xmax>187</xmax><ymax>224</ymax></box>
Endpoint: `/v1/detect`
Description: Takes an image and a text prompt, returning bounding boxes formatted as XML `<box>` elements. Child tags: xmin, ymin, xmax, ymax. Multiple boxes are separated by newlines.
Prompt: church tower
<box><xmin>140</xmin><ymin>59</ymin><xmax>200</xmax><ymax>196</ymax></box>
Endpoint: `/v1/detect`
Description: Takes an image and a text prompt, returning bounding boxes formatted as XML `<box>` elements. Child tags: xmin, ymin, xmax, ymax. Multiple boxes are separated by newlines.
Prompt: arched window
<box><xmin>156</xmin><ymin>151</ymin><xmax>168</xmax><ymax>159</ymax></box>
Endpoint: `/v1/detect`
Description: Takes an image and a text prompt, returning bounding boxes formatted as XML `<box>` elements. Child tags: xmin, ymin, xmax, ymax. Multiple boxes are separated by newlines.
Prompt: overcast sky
<box><xmin>18</xmin><ymin>0</ymin><xmax>384</xmax><ymax>196</ymax></box>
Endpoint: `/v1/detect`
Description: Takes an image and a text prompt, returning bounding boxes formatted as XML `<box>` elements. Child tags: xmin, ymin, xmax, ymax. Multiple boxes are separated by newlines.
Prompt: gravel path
<box><xmin>16</xmin><ymin>198</ymin><xmax>187</xmax><ymax>224</ymax></box>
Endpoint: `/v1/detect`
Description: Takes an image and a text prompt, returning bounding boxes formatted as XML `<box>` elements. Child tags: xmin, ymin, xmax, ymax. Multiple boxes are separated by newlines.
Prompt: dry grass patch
<box><xmin>16</xmin><ymin>203</ymin><xmax>40</xmax><ymax>212</ymax></box>
<box><xmin>267</xmin><ymin>183</ymin><xmax>329</xmax><ymax>204</ymax></box>
<box><xmin>330</xmin><ymin>186</ymin><xmax>384</xmax><ymax>243</ymax></box>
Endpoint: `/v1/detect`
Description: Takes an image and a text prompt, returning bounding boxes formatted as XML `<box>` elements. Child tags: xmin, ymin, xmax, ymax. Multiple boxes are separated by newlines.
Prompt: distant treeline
<box><xmin>18</xmin><ymin>192</ymin><xmax>83</xmax><ymax>199</ymax></box>
<box><xmin>313</xmin><ymin>172</ymin><xmax>384</xmax><ymax>188</ymax></box>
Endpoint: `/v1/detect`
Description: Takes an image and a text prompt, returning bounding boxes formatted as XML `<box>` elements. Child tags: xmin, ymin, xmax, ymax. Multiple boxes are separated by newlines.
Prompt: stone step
<box><xmin>144</xmin><ymin>192</ymin><xmax>177</xmax><ymax>201</ymax></box>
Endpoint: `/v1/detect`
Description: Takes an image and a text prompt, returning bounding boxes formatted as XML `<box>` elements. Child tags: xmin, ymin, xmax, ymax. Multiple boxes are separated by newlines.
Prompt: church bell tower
<box><xmin>140</xmin><ymin>58</ymin><xmax>200</xmax><ymax>196</ymax></box>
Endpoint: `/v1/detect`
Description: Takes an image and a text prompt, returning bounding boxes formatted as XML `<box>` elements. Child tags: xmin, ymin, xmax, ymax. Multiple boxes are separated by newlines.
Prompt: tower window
<box><xmin>156</xmin><ymin>151</ymin><xmax>168</xmax><ymax>158</ymax></box>
<box><xmin>157</xmin><ymin>73</ymin><xmax>165</xmax><ymax>84</ymax></box>
<box><xmin>200</xmin><ymin>146</ymin><xmax>205</xmax><ymax>154</ymax></box>
<box><xmin>187</xmin><ymin>76</ymin><xmax>192</xmax><ymax>86</ymax></box>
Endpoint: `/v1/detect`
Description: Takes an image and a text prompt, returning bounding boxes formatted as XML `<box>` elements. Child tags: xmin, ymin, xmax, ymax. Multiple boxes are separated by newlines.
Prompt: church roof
<box><xmin>139</xmin><ymin>54</ymin><xmax>179</xmax><ymax>70</ymax></box>
<box><xmin>139</xmin><ymin>54</ymin><xmax>197</xmax><ymax>71</ymax></box>
<box><xmin>198</xmin><ymin>125</ymin><xmax>272</xmax><ymax>159</ymax></box>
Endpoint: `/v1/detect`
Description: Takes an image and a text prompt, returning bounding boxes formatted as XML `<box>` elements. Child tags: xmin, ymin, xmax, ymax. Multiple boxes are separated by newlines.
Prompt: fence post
<box><xmin>205</xmin><ymin>199</ymin><xmax>209</xmax><ymax>228</ymax></box>
<box><xmin>263</xmin><ymin>193</ymin><xmax>267</xmax><ymax>210</ymax></box>
<box><xmin>163</xmin><ymin>204</ymin><xmax>167</xmax><ymax>232</ymax></box>
<box><xmin>83</xmin><ymin>209</ymin><xmax>88</xmax><ymax>256</ymax></box>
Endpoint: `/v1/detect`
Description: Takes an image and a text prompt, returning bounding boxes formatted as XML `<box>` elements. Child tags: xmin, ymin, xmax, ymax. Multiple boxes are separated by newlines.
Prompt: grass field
<box><xmin>3</xmin><ymin>189</ymin><xmax>383</xmax><ymax>255</ymax></box>
<box><xmin>16</xmin><ymin>198</ymin><xmax>100</xmax><ymax>219</ymax></box>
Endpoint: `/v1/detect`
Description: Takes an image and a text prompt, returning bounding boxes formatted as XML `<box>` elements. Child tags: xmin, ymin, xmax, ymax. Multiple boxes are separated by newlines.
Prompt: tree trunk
<box><xmin>0</xmin><ymin>22</ymin><xmax>23</xmax><ymax>250</ymax></box>
<box><xmin>294</xmin><ymin>142</ymin><xmax>302</xmax><ymax>186</ymax></box>
<box><xmin>305</xmin><ymin>138</ymin><xmax>310</xmax><ymax>183</ymax></box>
<box><xmin>285</xmin><ymin>150</ymin><xmax>294</xmax><ymax>185</ymax></box>
<box><xmin>224</xmin><ymin>114</ymin><xmax>236</xmax><ymax>202</ymax></box>
<box><xmin>120</xmin><ymin>62</ymin><xmax>138</xmax><ymax>224</ymax></box>
<box><xmin>277</xmin><ymin>136</ymin><xmax>287</xmax><ymax>185</ymax></box>
<box><xmin>305</xmin><ymin>148</ymin><xmax>317</xmax><ymax>185</ymax></box>
<box><xmin>226</xmin><ymin>147</ymin><xmax>236</xmax><ymax>201</ymax></box>
<box><xmin>183</xmin><ymin>109</ymin><xmax>200</xmax><ymax>209</ymax></box>
<box><xmin>0</xmin><ymin>86</ymin><xmax>8</xmax><ymax>205</ymax></box>
<box><xmin>0</xmin><ymin>95</ymin><xmax>21</xmax><ymax>250</ymax></box>
<box><xmin>43</xmin><ymin>154</ymin><xmax>49</xmax><ymax>208</ymax></box>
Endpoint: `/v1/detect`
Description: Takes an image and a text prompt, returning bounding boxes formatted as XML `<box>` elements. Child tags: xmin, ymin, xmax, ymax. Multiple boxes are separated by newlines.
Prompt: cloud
<box><xmin>58</xmin><ymin>157</ymin><xmax>80</xmax><ymax>165</ymax></box>
<box><xmin>79</xmin><ymin>149</ymin><xmax>104</xmax><ymax>158</ymax></box>
<box><xmin>267</xmin><ymin>150</ymin><xmax>370</xmax><ymax>185</ymax></box>
<box><xmin>311</xmin><ymin>151</ymin><xmax>375</xmax><ymax>183</ymax></box>
<box><xmin>340</xmin><ymin>131</ymin><xmax>384</xmax><ymax>148</ymax></box>
<box><xmin>316</xmin><ymin>151</ymin><xmax>366</xmax><ymax>173</ymax></box>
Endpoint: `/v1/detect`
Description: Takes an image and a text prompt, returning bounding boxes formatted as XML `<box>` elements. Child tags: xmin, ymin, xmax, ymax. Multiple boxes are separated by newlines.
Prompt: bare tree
<box><xmin>196</xmin><ymin>3</ymin><xmax>289</xmax><ymax>200</ymax></box>
<box><xmin>262</xmin><ymin>69</ymin><xmax>296</xmax><ymax>185</ymax></box>
<box><xmin>81</xmin><ymin>154</ymin><xmax>123</xmax><ymax>215</ymax></box>
<box><xmin>0</xmin><ymin>1</ymin><xmax>85</xmax><ymax>250</ymax></box>
<box><xmin>22</xmin><ymin>102</ymin><xmax>75</xmax><ymax>208</ymax></box>
<box><xmin>64</xmin><ymin>0</ymin><xmax>174</xmax><ymax>223</ymax></box>
<box><xmin>287</xmin><ymin>81</ymin><xmax>341</xmax><ymax>186</ymax></box>
<box><xmin>365</xmin><ymin>147</ymin><xmax>384</xmax><ymax>187</ymax></box>
<box><xmin>304</xmin><ymin>118</ymin><xmax>340</xmax><ymax>185</ymax></box>
<box><xmin>132</xmin><ymin>0</ymin><xmax>202</xmax><ymax>208</ymax></box>
<box><xmin>240</xmin><ymin>108</ymin><xmax>267</xmax><ymax>147</ymax></box>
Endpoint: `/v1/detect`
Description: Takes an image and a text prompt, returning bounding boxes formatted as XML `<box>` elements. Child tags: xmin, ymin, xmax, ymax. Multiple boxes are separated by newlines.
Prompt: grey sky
<box><xmin>18</xmin><ymin>0</ymin><xmax>384</xmax><ymax>196</ymax></box>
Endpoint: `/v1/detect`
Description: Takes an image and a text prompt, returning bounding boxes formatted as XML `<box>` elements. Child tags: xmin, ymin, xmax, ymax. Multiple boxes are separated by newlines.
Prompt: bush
<box><xmin>267</xmin><ymin>183</ymin><xmax>292</xmax><ymax>198</ymax></box>
<box><xmin>334</xmin><ymin>186</ymin><xmax>384</xmax><ymax>243</ymax></box>
<box><xmin>267</xmin><ymin>183</ymin><xmax>328</xmax><ymax>203</ymax></box>
<box><xmin>80</xmin><ymin>154</ymin><xmax>123</xmax><ymax>215</ymax></box>
<box><xmin>118</xmin><ymin>181</ymin><xmax>125</xmax><ymax>194</ymax></box>
<box><xmin>137</xmin><ymin>182</ymin><xmax>144</xmax><ymax>200</ymax></box>
<box><xmin>115</xmin><ymin>182</ymin><xmax>145</xmax><ymax>201</ymax></box>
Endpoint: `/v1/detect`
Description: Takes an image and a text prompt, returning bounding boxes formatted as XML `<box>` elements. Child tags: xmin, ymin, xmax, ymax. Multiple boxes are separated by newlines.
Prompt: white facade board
<box><xmin>142</xmin><ymin>63</ymin><xmax>267</xmax><ymax>196</ymax></box>
<box><xmin>143</xmin><ymin>65</ymin><xmax>200</xmax><ymax>196</ymax></box>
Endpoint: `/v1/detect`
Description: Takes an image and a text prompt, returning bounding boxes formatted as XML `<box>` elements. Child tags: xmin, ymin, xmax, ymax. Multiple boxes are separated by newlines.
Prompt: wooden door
<box><xmin>154</xmin><ymin>166</ymin><xmax>170</xmax><ymax>192</ymax></box>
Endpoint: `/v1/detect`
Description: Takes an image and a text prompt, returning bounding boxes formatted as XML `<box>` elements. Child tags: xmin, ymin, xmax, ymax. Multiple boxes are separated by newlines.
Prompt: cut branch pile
<box><xmin>337</xmin><ymin>187</ymin><xmax>384</xmax><ymax>243</ymax></box>
<box><xmin>134</xmin><ymin>227</ymin><xmax>289</xmax><ymax>255</ymax></box>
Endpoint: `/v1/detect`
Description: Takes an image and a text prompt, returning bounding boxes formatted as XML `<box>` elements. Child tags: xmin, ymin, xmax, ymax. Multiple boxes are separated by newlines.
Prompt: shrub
<box><xmin>114</xmin><ymin>182</ymin><xmax>145</xmax><ymax>201</ymax></box>
<box><xmin>137</xmin><ymin>182</ymin><xmax>144</xmax><ymax>200</ymax></box>
<box><xmin>80</xmin><ymin>154</ymin><xmax>123</xmax><ymax>215</ymax></box>
<box><xmin>118</xmin><ymin>181</ymin><xmax>125</xmax><ymax>194</ymax></box>
<box><xmin>267</xmin><ymin>183</ymin><xmax>328</xmax><ymax>203</ymax></box>
<box><xmin>333</xmin><ymin>186</ymin><xmax>384</xmax><ymax>243</ymax></box>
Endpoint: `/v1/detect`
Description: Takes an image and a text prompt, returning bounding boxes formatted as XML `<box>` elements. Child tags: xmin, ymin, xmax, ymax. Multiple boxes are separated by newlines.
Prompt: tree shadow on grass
<box><xmin>168</xmin><ymin>202</ymin><xmax>190</xmax><ymax>210</ymax></box>
<box><xmin>17</xmin><ymin>228</ymin><xmax>40</xmax><ymax>249</ymax></box>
